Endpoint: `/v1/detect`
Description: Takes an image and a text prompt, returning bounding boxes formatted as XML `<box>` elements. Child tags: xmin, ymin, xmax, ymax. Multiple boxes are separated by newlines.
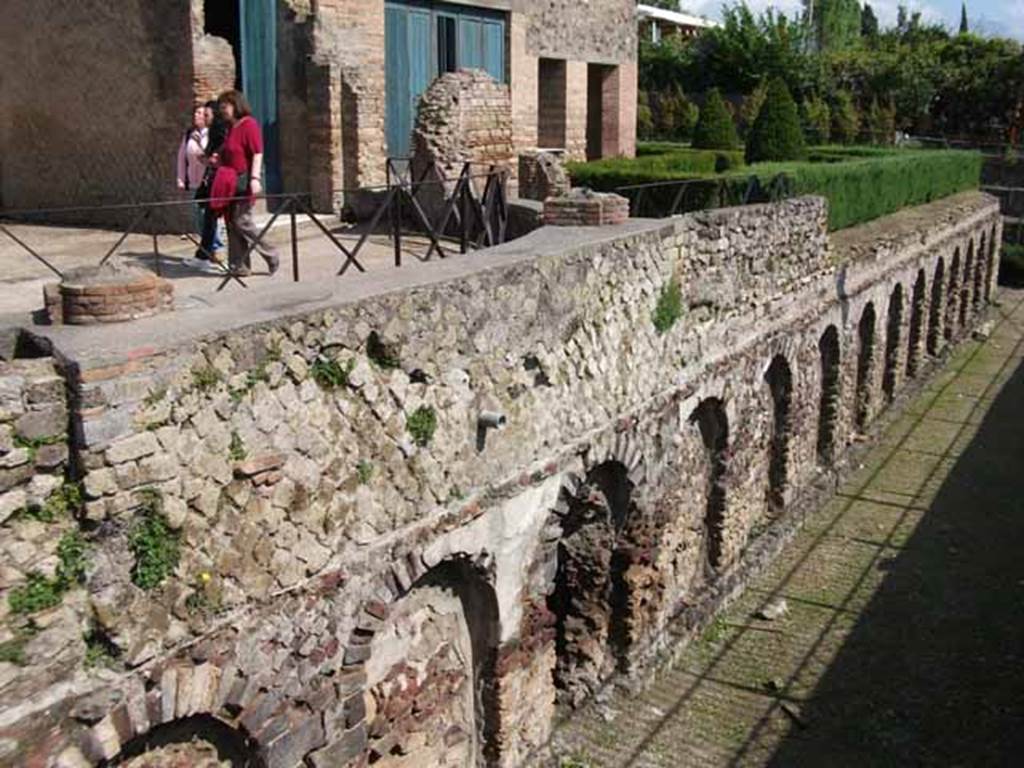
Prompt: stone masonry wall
<box><xmin>0</xmin><ymin>192</ymin><xmax>1001</xmax><ymax>768</ymax></box>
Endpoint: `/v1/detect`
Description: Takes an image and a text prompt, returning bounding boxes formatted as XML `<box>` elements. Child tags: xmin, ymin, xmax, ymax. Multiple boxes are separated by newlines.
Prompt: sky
<box><xmin>678</xmin><ymin>0</ymin><xmax>1024</xmax><ymax>39</ymax></box>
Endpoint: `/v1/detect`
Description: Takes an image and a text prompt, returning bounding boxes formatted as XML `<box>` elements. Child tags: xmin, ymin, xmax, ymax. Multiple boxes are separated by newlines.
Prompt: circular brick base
<box><xmin>44</xmin><ymin>265</ymin><xmax>173</xmax><ymax>325</ymax></box>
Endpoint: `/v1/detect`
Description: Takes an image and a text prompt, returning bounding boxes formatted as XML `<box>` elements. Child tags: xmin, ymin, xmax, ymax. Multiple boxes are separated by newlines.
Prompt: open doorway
<box><xmin>586</xmin><ymin>64</ymin><xmax>620</xmax><ymax>160</ymax></box>
<box><xmin>538</xmin><ymin>58</ymin><xmax>567</xmax><ymax>149</ymax></box>
<box><xmin>204</xmin><ymin>0</ymin><xmax>243</xmax><ymax>89</ymax></box>
<box><xmin>200</xmin><ymin>0</ymin><xmax>280</xmax><ymax>195</ymax></box>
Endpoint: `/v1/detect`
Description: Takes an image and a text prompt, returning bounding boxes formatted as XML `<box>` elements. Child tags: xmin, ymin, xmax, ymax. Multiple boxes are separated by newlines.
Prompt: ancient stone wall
<box><xmin>0</xmin><ymin>192</ymin><xmax>1001</xmax><ymax>768</ymax></box>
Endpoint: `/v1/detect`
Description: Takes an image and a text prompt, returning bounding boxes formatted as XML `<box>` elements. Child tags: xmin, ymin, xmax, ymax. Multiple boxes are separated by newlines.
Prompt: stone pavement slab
<box><xmin>552</xmin><ymin>287</ymin><xmax>1024</xmax><ymax>768</ymax></box>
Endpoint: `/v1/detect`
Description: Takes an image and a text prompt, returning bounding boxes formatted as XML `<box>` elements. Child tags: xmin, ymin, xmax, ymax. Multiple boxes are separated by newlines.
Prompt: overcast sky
<box><xmin>679</xmin><ymin>1</ymin><xmax>1023</xmax><ymax>39</ymax></box>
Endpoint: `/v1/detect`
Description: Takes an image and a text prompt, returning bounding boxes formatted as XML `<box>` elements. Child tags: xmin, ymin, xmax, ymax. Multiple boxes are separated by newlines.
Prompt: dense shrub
<box><xmin>568</xmin><ymin>148</ymin><xmax>981</xmax><ymax>231</ymax></box>
<box><xmin>832</xmin><ymin>91</ymin><xmax>861</xmax><ymax>145</ymax></box>
<box><xmin>653</xmin><ymin>86</ymin><xmax>700</xmax><ymax>142</ymax></box>
<box><xmin>802</xmin><ymin>95</ymin><xmax>832</xmax><ymax>144</ymax></box>
<box><xmin>863</xmin><ymin>97</ymin><xmax>897</xmax><ymax>145</ymax></box>
<box><xmin>738</xmin><ymin>81</ymin><xmax>768</xmax><ymax>139</ymax></box>
<box><xmin>692</xmin><ymin>89</ymin><xmax>740</xmax><ymax>150</ymax></box>
<box><xmin>637</xmin><ymin>91</ymin><xmax>655</xmax><ymax>140</ymax></box>
<box><xmin>570</xmin><ymin>146</ymin><xmax>745</xmax><ymax>187</ymax></box>
<box><xmin>746</xmin><ymin>78</ymin><xmax>806</xmax><ymax>163</ymax></box>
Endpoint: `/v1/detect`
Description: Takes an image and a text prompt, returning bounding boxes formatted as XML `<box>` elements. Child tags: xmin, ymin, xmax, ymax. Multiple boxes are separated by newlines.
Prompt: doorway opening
<box><xmin>586</xmin><ymin>64</ymin><xmax>620</xmax><ymax>160</ymax></box>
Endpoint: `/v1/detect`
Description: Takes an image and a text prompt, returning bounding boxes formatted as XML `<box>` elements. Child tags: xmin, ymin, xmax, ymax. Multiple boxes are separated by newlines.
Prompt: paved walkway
<box><xmin>0</xmin><ymin>217</ymin><xmax>441</xmax><ymax>315</ymax></box>
<box><xmin>552</xmin><ymin>287</ymin><xmax>1024</xmax><ymax>767</ymax></box>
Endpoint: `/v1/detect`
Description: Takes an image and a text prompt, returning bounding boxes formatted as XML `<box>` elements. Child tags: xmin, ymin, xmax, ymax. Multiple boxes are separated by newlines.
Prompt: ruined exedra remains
<box><xmin>0</xmin><ymin>1</ymin><xmax>1013</xmax><ymax>767</ymax></box>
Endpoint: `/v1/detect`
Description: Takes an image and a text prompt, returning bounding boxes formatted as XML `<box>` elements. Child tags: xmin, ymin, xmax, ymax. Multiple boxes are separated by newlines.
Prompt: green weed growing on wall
<box><xmin>653</xmin><ymin>276</ymin><xmax>683</xmax><ymax>334</ymax></box>
<box><xmin>129</xmin><ymin>490</ymin><xmax>180</xmax><ymax>590</ymax></box>
<box><xmin>407</xmin><ymin>406</ymin><xmax>438</xmax><ymax>447</ymax></box>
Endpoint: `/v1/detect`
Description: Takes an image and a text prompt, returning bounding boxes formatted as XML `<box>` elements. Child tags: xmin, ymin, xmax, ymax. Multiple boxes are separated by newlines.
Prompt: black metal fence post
<box><xmin>290</xmin><ymin>199</ymin><xmax>299</xmax><ymax>282</ymax></box>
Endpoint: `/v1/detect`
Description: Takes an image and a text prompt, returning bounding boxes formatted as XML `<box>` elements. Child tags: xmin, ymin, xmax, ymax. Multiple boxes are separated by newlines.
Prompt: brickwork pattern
<box><xmin>542</xmin><ymin>189</ymin><xmax>629</xmax><ymax>226</ymax></box>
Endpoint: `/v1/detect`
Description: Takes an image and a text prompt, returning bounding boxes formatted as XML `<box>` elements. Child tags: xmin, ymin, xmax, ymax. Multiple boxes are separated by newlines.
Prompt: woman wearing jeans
<box><xmin>209</xmin><ymin>90</ymin><xmax>279</xmax><ymax>276</ymax></box>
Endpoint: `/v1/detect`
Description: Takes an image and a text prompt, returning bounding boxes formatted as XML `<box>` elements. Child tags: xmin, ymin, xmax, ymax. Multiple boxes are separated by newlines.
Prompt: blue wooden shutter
<box><xmin>240</xmin><ymin>0</ymin><xmax>280</xmax><ymax>193</ymax></box>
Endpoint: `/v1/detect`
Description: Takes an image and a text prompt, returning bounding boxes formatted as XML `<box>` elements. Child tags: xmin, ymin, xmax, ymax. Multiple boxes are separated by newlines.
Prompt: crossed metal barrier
<box><xmin>0</xmin><ymin>162</ymin><xmax>511</xmax><ymax>292</ymax></box>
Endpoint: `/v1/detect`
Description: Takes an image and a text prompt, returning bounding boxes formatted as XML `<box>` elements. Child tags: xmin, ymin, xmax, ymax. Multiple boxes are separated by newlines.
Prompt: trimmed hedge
<box><xmin>745</xmin><ymin>79</ymin><xmax>806</xmax><ymax>163</ymax></box>
<box><xmin>570</xmin><ymin>147</ymin><xmax>745</xmax><ymax>187</ymax></box>
<box><xmin>692</xmin><ymin>89</ymin><xmax>740</xmax><ymax>150</ymax></box>
<box><xmin>568</xmin><ymin>149</ymin><xmax>982</xmax><ymax>231</ymax></box>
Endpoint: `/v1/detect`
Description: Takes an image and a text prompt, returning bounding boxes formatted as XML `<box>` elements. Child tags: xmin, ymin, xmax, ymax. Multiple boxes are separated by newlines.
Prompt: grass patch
<box><xmin>228</xmin><ymin>431</ymin><xmax>247</xmax><ymax>462</ymax></box>
<box><xmin>356</xmin><ymin>460</ymin><xmax>374</xmax><ymax>485</ymax></box>
<box><xmin>129</xmin><ymin>490</ymin><xmax>180</xmax><ymax>590</ymax></box>
<box><xmin>653</xmin><ymin>276</ymin><xmax>683</xmax><ymax>334</ymax></box>
<box><xmin>191</xmin><ymin>365</ymin><xmax>222</xmax><ymax>392</ymax></box>
<box><xmin>9</xmin><ymin>482</ymin><xmax>82</xmax><ymax>524</ymax></box>
<box><xmin>311</xmin><ymin>355</ymin><xmax>355</xmax><ymax>390</ymax></box>
<box><xmin>407</xmin><ymin>406</ymin><xmax>438</xmax><ymax>447</ymax></box>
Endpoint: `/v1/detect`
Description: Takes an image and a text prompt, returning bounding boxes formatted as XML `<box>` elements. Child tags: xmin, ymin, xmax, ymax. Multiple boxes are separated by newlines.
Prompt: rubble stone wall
<box><xmin>0</xmin><ymin>192</ymin><xmax>1001</xmax><ymax>768</ymax></box>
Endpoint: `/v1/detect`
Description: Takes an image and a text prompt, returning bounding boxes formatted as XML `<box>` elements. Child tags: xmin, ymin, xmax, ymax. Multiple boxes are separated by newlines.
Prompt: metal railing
<box><xmin>616</xmin><ymin>173</ymin><xmax>793</xmax><ymax>219</ymax></box>
<box><xmin>0</xmin><ymin>161</ymin><xmax>511</xmax><ymax>291</ymax></box>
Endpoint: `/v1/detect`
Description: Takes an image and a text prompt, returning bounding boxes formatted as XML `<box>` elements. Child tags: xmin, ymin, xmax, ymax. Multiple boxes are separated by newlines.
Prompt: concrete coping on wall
<box><xmin>16</xmin><ymin>217</ymin><xmax>672</xmax><ymax>368</ymax></box>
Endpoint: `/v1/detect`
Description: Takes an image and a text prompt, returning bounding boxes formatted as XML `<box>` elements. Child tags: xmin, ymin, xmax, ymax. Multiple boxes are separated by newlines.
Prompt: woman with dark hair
<box><xmin>209</xmin><ymin>89</ymin><xmax>279</xmax><ymax>276</ymax></box>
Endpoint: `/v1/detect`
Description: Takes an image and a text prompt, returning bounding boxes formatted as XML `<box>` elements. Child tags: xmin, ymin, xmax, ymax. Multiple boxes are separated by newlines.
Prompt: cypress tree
<box><xmin>692</xmin><ymin>89</ymin><xmax>740</xmax><ymax>150</ymax></box>
<box><xmin>745</xmin><ymin>79</ymin><xmax>806</xmax><ymax>163</ymax></box>
<box><xmin>959</xmin><ymin>2</ymin><xmax>969</xmax><ymax>34</ymax></box>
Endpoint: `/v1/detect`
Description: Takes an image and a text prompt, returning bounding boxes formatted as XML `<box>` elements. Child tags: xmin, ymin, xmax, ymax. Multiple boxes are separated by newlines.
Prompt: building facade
<box><xmin>636</xmin><ymin>3</ymin><xmax>718</xmax><ymax>42</ymax></box>
<box><xmin>0</xmin><ymin>0</ymin><xmax>638</xmax><ymax>221</ymax></box>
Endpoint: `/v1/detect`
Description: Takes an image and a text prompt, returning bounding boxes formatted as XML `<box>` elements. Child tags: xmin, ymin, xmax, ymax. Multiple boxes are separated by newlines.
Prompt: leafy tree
<box><xmin>746</xmin><ymin>78</ymin><xmax>806</xmax><ymax>162</ymax></box>
<box><xmin>832</xmin><ymin>90</ymin><xmax>861</xmax><ymax>144</ymax></box>
<box><xmin>807</xmin><ymin>0</ymin><xmax>862</xmax><ymax>51</ymax></box>
<box><xmin>638</xmin><ymin>90</ymin><xmax>655</xmax><ymax>140</ymax></box>
<box><xmin>654</xmin><ymin>86</ymin><xmax>700</xmax><ymax>141</ymax></box>
<box><xmin>692</xmin><ymin>89</ymin><xmax>740</xmax><ymax>150</ymax></box>
<box><xmin>802</xmin><ymin>94</ymin><xmax>832</xmax><ymax>144</ymax></box>
<box><xmin>738</xmin><ymin>81</ymin><xmax>768</xmax><ymax>139</ymax></box>
<box><xmin>861</xmin><ymin>3</ymin><xmax>880</xmax><ymax>41</ymax></box>
<box><xmin>863</xmin><ymin>97</ymin><xmax>896</xmax><ymax>144</ymax></box>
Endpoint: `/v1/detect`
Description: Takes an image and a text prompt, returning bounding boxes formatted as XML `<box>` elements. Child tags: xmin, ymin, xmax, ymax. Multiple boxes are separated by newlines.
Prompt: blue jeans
<box><xmin>194</xmin><ymin>197</ymin><xmax>224</xmax><ymax>256</ymax></box>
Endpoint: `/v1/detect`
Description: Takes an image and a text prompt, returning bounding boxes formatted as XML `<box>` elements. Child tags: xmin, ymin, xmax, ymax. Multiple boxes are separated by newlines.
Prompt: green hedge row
<box><xmin>568</xmin><ymin>149</ymin><xmax>982</xmax><ymax>231</ymax></box>
<box><xmin>570</xmin><ymin>147</ymin><xmax>746</xmax><ymax>187</ymax></box>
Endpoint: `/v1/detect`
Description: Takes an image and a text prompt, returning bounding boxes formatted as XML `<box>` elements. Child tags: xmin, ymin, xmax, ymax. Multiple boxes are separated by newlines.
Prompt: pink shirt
<box><xmin>175</xmin><ymin>127</ymin><xmax>208</xmax><ymax>190</ymax></box>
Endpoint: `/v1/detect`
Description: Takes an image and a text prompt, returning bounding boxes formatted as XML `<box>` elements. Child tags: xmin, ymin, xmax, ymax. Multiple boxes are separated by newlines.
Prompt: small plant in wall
<box><xmin>129</xmin><ymin>489</ymin><xmax>181</xmax><ymax>591</ymax></box>
<box><xmin>311</xmin><ymin>354</ymin><xmax>355</xmax><ymax>390</ymax></box>
<box><xmin>356</xmin><ymin>460</ymin><xmax>375</xmax><ymax>485</ymax></box>
<box><xmin>652</xmin><ymin>276</ymin><xmax>683</xmax><ymax>334</ymax></box>
<box><xmin>406</xmin><ymin>406</ymin><xmax>438</xmax><ymax>447</ymax></box>
<box><xmin>228</xmin><ymin>431</ymin><xmax>247</xmax><ymax>462</ymax></box>
<box><xmin>7</xmin><ymin>529</ymin><xmax>91</xmax><ymax>616</ymax></box>
<box><xmin>191</xmin><ymin>365</ymin><xmax>222</xmax><ymax>392</ymax></box>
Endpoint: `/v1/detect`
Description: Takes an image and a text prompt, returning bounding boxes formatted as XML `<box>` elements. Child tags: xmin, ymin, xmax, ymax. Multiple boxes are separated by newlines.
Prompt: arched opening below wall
<box><xmin>689</xmin><ymin>398</ymin><xmax>729</xmax><ymax>571</ymax></box>
<box><xmin>364</xmin><ymin>558</ymin><xmax>500</xmax><ymax>767</ymax></box>
<box><xmin>945</xmin><ymin>249</ymin><xmax>961</xmax><ymax>341</ymax></box>
<box><xmin>108</xmin><ymin>715</ymin><xmax>263</xmax><ymax>768</ymax></box>
<box><xmin>974</xmin><ymin>234</ymin><xmax>987</xmax><ymax>310</ymax></box>
<box><xmin>959</xmin><ymin>242</ymin><xmax>974</xmax><ymax>329</ymax></box>
<box><xmin>907</xmin><ymin>271</ymin><xmax>926</xmax><ymax>379</ymax></box>
<box><xmin>883</xmin><ymin>284</ymin><xmax>904</xmax><ymax>402</ymax></box>
<box><xmin>817</xmin><ymin>326</ymin><xmax>841</xmax><ymax>466</ymax></box>
<box><xmin>987</xmin><ymin>226</ymin><xmax>998</xmax><ymax>299</ymax></box>
<box><xmin>764</xmin><ymin>356</ymin><xmax>793</xmax><ymax>511</ymax></box>
<box><xmin>927</xmin><ymin>258</ymin><xmax>945</xmax><ymax>356</ymax></box>
<box><xmin>549</xmin><ymin>461</ymin><xmax>636</xmax><ymax>705</ymax></box>
<box><xmin>855</xmin><ymin>304</ymin><xmax>877</xmax><ymax>431</ymax></box>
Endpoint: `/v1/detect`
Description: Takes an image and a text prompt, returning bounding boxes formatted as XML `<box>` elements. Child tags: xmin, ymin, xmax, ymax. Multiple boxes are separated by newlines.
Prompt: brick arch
<box><xmin>763</xmin><ymin>353</ymin><xmax>794</xmax><ymax>511</ymax></box>
<box><xmin>906</xmin><ymin>269</ymin><xmax>927</xmax><ymax>378</ymax></box>
<box><xmin>959</xmin><ymin>239</ymin><xmax>975</xmax><ymax>328</ymax></box>
<box><xmin>946</xmin><ymin>246</ymin><xmax>962</xmax><ymax>341</ymax></box>
<box><xmin>816</xmin><ymin>324</ymin><xmax>842</xmax><ymax>466</ymax></box>
<box><xmin>882</xmin><ymin>282</ymin><xmax>905</xmax><ymax>402</ymax></box>
<box><xmin>855</xmin><ymin>301</ymin><xmax>877</xmax><ymax>430</ymax></box>
<box><xmin>68</xmin><ymin>662</ymin><xmax>312</xmax><ymax>768</ymax></box>
<box><xmin>337</xmin><ymin>552</ymin><xmax>501</xmax><ymax>767</ymax></box>
<box><xmin>689</xmin><ymin>396</ymin><xmax>730</xmax><ymax>571</ymax></box>
<box><xmin>927</xmin><ymin>255</ymin><xmax>946</xmax><ymax>356</ymax></box>
<box><xmin>973</xmin><ymin>232</ymin><xmax>987</xmax><ymax>311</ymax></box>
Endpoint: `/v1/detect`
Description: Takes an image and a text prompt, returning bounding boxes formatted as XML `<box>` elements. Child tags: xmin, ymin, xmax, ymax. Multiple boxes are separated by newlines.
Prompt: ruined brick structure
<box><xmin>0</xmin><ymin>191</ymin><xmax>1001</xmax><ymax>767</ymax></box>
<box><xmin>0</xmin><ymin>0</ymin><xmax>637</xmax><ymax>225</ymax></box>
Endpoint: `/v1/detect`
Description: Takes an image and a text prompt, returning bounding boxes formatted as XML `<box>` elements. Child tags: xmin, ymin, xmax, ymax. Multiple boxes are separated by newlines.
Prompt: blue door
<box><xmin>385</xmin><ymin>1</ymin><xmax>507</xmax><ymax>158</ymax></box>
<box><xmin>240</xmin><ymin>0</ymin><xmax>281</xmax><ymax>193</ymax></box>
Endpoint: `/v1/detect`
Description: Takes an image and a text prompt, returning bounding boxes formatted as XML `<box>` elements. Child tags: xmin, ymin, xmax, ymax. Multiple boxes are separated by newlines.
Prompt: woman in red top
<box><xmin>210</xmin><ymin>90</ymin><xmax>279</xmax><ymax>276</ymax></box>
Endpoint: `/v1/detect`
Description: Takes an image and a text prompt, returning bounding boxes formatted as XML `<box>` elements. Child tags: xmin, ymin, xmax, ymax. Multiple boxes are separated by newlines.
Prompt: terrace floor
<box><xmin>0</xmin><ymin>217</ymin><xmax>444</xmax><ymax>316</ymax></box>
<box><xmin>551</xmin><ymin>287</ymin><xmax>1024</xmax><ymax>767</ymax></box>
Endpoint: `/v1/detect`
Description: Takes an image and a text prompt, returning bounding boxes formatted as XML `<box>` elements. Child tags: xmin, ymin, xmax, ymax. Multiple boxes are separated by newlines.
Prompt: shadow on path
<box><xmin>765</xmin><ymin>356</ymin><xmax>1024</xmax><ymax>767</ymax></box>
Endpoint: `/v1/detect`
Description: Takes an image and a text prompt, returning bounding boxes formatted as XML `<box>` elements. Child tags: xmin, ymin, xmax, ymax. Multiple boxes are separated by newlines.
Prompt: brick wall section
<box><xmin>543</xmin><ymin>190</ymin><xmax>629</xmax><ymax>226</ymax></box>
<box><xmin>412</xmin><ymin>70</ymin><xmax>515</xmax><ymax>178</ymax></box>
<box><xmin>192</xmin><ymin>35</ymin><xmax>236</xmax><ymax>102</ymax></box>
<box><xmin>48</xmin><ymin>270</ymin><xmax>174</xmax><ymax>326</ymax></box>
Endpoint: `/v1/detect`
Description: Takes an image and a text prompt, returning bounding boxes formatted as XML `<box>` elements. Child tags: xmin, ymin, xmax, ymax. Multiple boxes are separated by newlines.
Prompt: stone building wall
<box><xmin>0</xmin><ymin>0</ymin><xmax>194</xmax><ymax>229</ymax></box>
<box><xmin>0</xmin><ymin>192</ymin><xmax>1001</xmax><ymax>768</ymax></box>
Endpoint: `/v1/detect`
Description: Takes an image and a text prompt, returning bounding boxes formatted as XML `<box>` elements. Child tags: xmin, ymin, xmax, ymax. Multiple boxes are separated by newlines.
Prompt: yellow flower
<box><xmin>199</xmin><ymin>572</ymin><xmax>211</xmax><ymax>583</ymax></box>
